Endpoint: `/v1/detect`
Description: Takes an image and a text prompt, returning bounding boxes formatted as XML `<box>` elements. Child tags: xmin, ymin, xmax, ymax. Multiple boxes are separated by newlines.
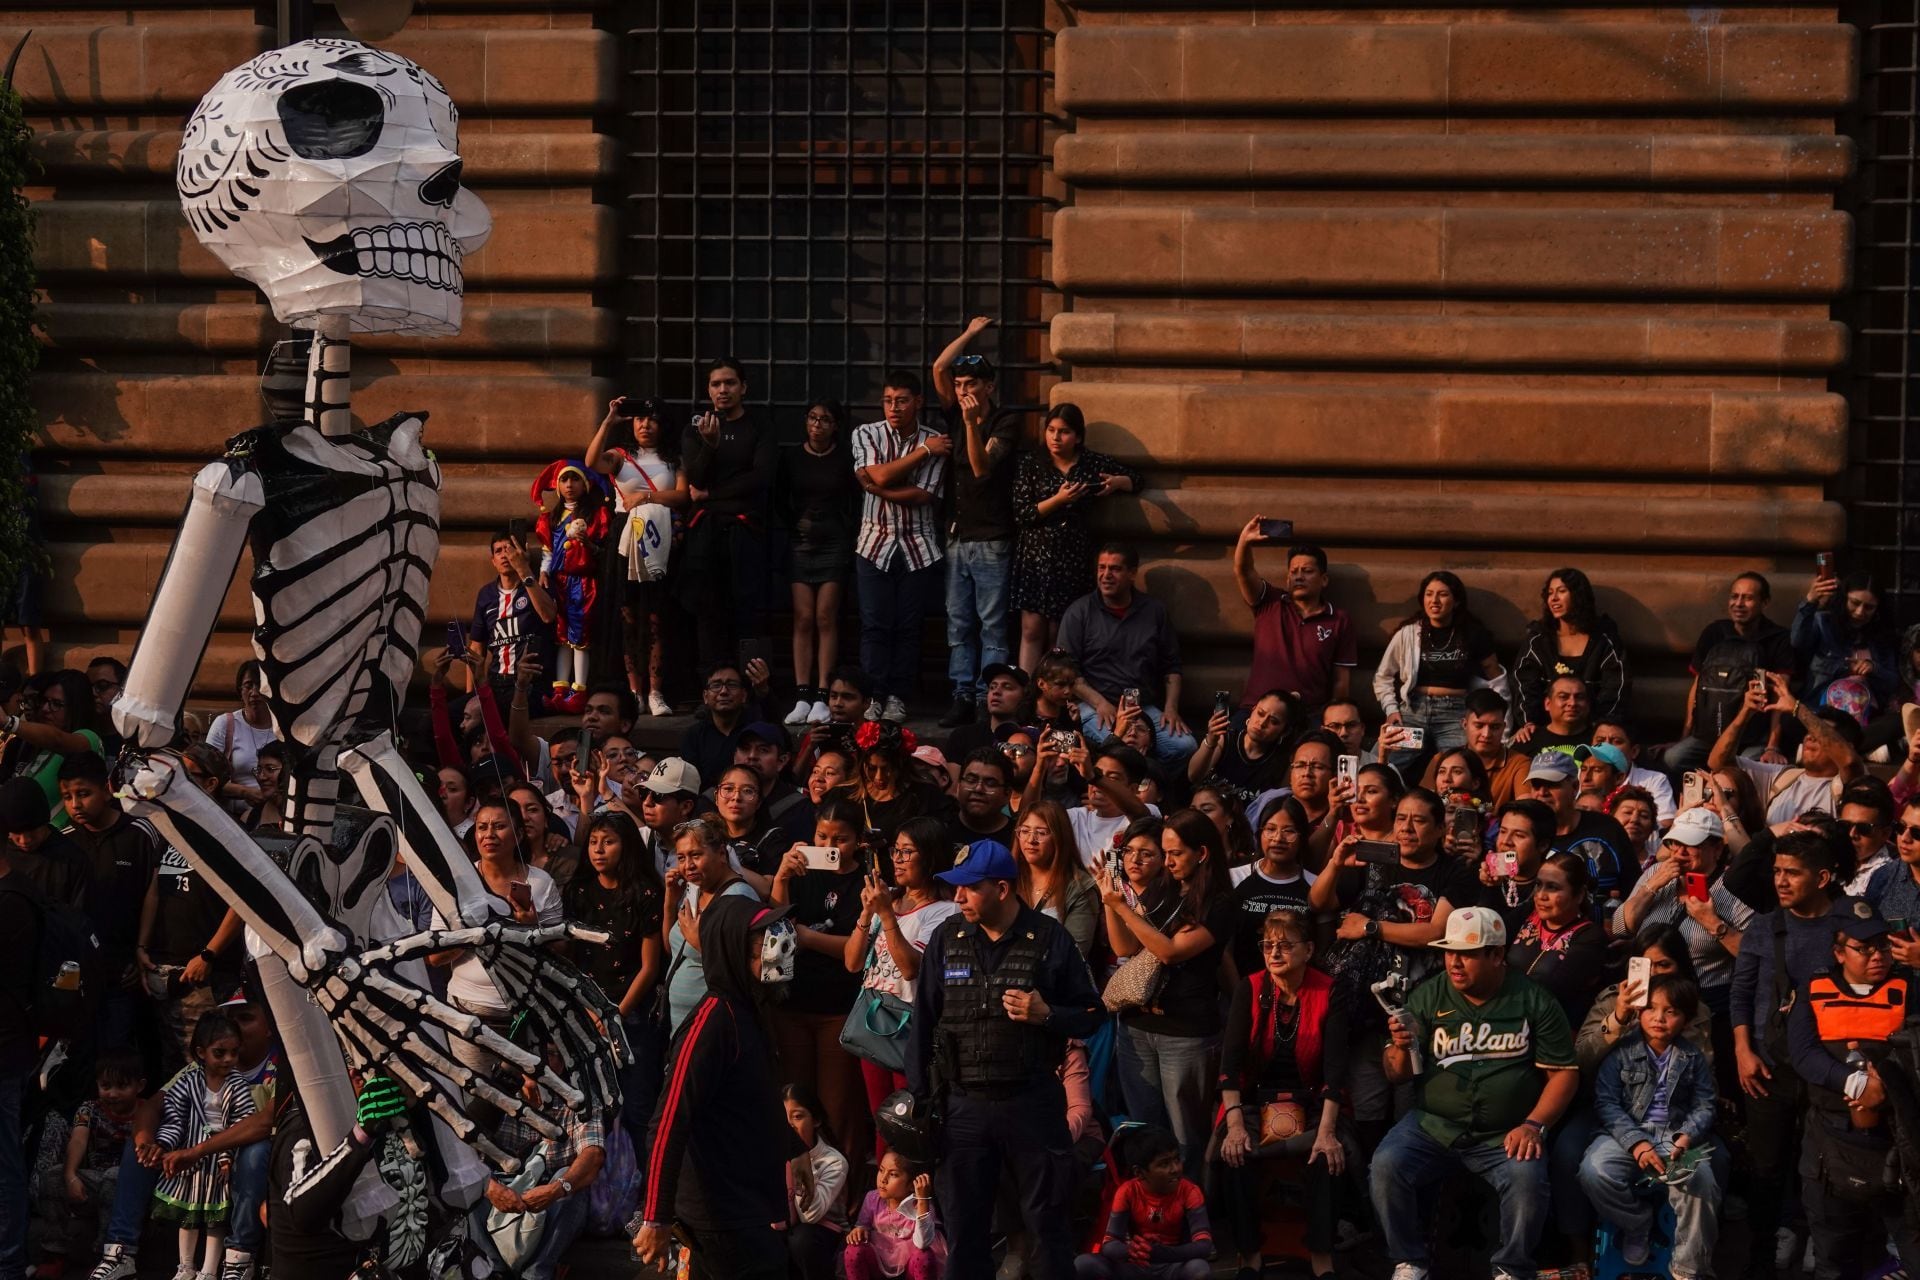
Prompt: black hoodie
<box><xmin>640</xmin><ymin>895</ymin><xmax>800</xmax><ymax>1229</ymax></box>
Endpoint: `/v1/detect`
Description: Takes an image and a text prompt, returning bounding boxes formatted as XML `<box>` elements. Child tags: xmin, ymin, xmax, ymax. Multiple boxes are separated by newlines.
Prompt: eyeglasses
<box><xmin>952</xmin><ymin>355</ymin><xmax>991</xmax><ymax>371</ymax></box>
<box><xmin>1895</xmin><ymin>822</ymin><xmax>1920</xmax><ymax>841</ymax></box>
<box><xmin>717</xmin><ymin>783</ymin><xmax>760</xmax><ymax>798</ymax></box>
<box><xmin>804</xmin><ymin>413</ymin><xmax>836</xmax><ymax>426</ymax></box>
<box><xmin>1260</xmin><ymin>939</ymin><xmax>1305</xmax><ymax>953</ymax></box>
<box><xmin>90</xmin><ymin>679</ymin><xmax>118</xmax><ymax>693</ymax></box>
<box><xmin>42</xmin><ymin>697</ymin><xmax>66</xmax><ymax>710</ymax></box>
<box><xmin>603</xmin><ymin>747</ymin><xmax>641</xmax><ymax>760</ymax></box>
<box><xmin>1844</xmin><ymin>821</ymin><xmax>1883</xmax><ymax>839</ymax></box>
<box><xmin>1000</xmin><ymin>743</ymin><xmax>1034</xmax><ymax>758</ymax></box>
<box><xmin>1842</xmin><ymin>938</ymin><xmax>1893</xmax><ymax>955</ymax></box>
<box><xmin>705</xmin><ymin>679</ymin><xmax>745</xmax><ymax>692</ymax></box>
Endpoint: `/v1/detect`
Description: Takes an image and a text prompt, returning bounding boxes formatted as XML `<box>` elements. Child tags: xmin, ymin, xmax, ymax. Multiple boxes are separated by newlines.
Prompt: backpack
<box><xmin>1695</xmin><ymin>636</ymin><xmax>1761</xmax><ymax>740</ymax></box>
<box><xmin>0</xmin><ymin>875</ymin><xmax>106</xmax><ymax>1041</ymax></box>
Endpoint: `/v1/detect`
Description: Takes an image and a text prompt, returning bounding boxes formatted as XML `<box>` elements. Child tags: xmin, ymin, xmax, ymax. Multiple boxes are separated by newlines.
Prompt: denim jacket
<box><xmin>1593</xmin><ymin>1036</ymin><xmax>1716</xmax><ymax>1155</ymax></box>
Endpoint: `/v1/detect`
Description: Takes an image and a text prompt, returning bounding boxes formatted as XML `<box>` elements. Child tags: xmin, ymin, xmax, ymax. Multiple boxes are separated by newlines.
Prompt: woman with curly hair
<box><xmin>1510</xmin><ymin>567</ymin><xmax>1631</xmax><ymax>742</ymax></box>
<box><xmin>853</xmin><ymin>721</ymin><xmax>953</xmax><ymax>854</ymax></box>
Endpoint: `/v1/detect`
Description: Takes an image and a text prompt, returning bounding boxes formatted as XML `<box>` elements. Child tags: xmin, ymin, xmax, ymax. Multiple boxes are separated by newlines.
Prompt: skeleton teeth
<box><xmin>425</xmin><ymin>254</ymin><xmax>441</xmax><ymax>284</ymax></box>
<box><xmin>404</xmin><ymin>226</ymin><xmax>423</xmax><ymax>250</ymax></box>
<box><xmin>375</xmin><ymin>248</ymin><xmax>392</xmax><ymax>273</ymax></box>
<box><xmin>411</xmin><ymin>251</ymin><xmax>428</xmax><ymax>278</ymax></box>
<box><xmin>357</xmin><ymin>249</ymin><xmax>374</xmax><ymax>273</ymax></box>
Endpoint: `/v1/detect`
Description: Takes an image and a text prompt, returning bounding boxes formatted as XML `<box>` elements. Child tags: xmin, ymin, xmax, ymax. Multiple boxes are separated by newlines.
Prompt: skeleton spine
<box><xmin>303</xmin><ymin>322</ymin><xmax>353</xmax><ymax>438</ymax></box>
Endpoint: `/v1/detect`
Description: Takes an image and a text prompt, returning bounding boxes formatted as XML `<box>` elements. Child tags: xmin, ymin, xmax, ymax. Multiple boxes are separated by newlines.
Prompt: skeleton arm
<box><xmin>113</xmin><ymin>461</ymin><xmax>265</xmax><ymax>748</ymax></box>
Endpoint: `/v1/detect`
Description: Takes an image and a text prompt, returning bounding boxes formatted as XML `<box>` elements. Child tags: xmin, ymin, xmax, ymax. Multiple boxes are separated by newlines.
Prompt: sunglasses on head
<box><xmin>952</xmin><ymin>354</ymin><xmax>991</xmax><ymax>371</ymax></box>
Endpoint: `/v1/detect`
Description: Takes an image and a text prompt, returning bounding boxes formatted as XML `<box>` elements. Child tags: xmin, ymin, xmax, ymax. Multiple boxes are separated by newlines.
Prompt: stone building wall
<box><xmin>1052</xmin><ymin>4</ymin><xmax>1856</xmax><ymax>718</ymax></box>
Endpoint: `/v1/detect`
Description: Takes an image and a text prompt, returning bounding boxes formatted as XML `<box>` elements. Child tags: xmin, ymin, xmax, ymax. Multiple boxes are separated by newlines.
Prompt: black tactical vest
<box><xmin>934</xmin><ymin>916</ymin><xmax>1060</xmax><ymax>1090</ymax></box>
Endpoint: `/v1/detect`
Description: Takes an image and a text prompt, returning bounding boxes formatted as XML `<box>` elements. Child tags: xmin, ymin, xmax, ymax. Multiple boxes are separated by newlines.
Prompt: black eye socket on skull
<box><xmin>278</xmin><ymin>79</ymin><xmax>384</xmax><ymax>160</ymax></box>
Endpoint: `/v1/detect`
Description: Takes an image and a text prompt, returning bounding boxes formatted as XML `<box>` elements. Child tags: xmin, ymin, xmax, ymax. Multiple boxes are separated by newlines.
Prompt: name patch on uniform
<box><xmin>944</xmin><ymin>963</ymin><xmax>972</xmax><ymax>981</ymax></box>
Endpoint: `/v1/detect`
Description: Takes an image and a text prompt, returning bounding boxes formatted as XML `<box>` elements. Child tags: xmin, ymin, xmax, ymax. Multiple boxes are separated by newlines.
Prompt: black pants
<box><xmin>1804</xmin><ymin>1171</ymin><xmax>1920</xmax><ymax>1280</ymax></box>
<box><xmin>938</xmin><ymin>1084</ymin><xmax>1078</xmax><ymax>1280</ymax></box>
<box><xmin>682</xmin><ymin>1220</ymin><xmax>786</xmax><ymax>1280</ymax></box>
<box><xmin>1742</xmin><ymin>1055</ymin><xmax>1806</xmax><ymax>1271</ymax></box>
<box><xmin>788</xmin><ymin>1221</ymin><xmax>843</xmax><ymax>1280</ymax></box>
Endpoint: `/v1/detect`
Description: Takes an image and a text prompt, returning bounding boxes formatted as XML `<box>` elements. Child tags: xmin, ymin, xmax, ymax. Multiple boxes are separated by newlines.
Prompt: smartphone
<box><xmin>1402</xmin><ymin>725</ymin><xmax>1426</xmax><ymax>751</ymax></box>
<box><xmin>1748</xmin><ymin>675</ymin><xmax>1767</xmax><ymax>700</ymax></box>
<box><xmin>506</xmin><ymin>516</ymin><xmax>529</xmax><ymax>547</ymax></box>
<box><xmin>508</xmin><ymin>880</ymin><xmax>533</xmax><ymax>911</ymax></box>
<box><xmin>799</xmin><ymin>845</ymin><xmax>843</xmax><ymax>873</ymax></box>
<box><xmin>1352</xmin><ymin>839</ymin><xmax>1401</xmax><ymax>867</ymax></box>
<box><xmin>1119</xmin><ymin>687</ymin><xmax>1141</xmax><ymax>712</ymax></box>
<box><xmin>1626</xmin><ymin>956</ymin><xmax>1653</xmax><ymax>1006</ymax></box>
<box><xmin>1048</xmin><ymin>729</ymin><xmax>1080</xmax><ymax>754</ymax></box>
<box><xmin>575</xmin><ymin>727</ymin><xmax>594</xmax><ymax>773</ymax></box>
<box><xmin>1496</xmin><ymin>848</ymin><xmax>1520</xmax><ymax>878</ymax></box>
<box><xmin>739</xmin><ymin>638</ymin><xmax>771</xmax><ymax>673</ymax></box>
<box><xmin>1684</xmin><ymin>872</ymin><xmax>1709</xmax><ymax>902</ymax></box>
<box><xmin>1258</xmin><ymin>518</ymin><xmax>1294</xmax><ymax>541</ymax></box>
<box><xmin>1681</xmin><ymin>771</ymin><xmax>1707</xmax><ymax>808</ymax></box>
<box><xmin>1447</xmin><ymin>805</ymin><xmax>1481</xmax><ymax>849</ymax></box>
<box><xmin>1212</xmin><ymin>690</ymin><xmax>1233</xmax><ymax>719</ymax></box>
<box><xmin>1337</xmin><ymin>754</ymin><xmax>1360</xmax><ymax>788</ymax></box>
<box><xmin>445</xmin><ymin>620</ymin><xmax>465</xmax><ymax>656</ymax></box>
<box><xmin>1105</xmin><ymin>845</ymin><xmax>1125</xmax><ymax>882</ymax></box>
<box><xmin>1816</xmin><ymin>551</ymin><xmax>1835</xmax><ymax>576</ymax></box>
<box><xmin>614</xmin><ymin>395</ymin><xmax>639</xmax><ymax>417</ymax></box>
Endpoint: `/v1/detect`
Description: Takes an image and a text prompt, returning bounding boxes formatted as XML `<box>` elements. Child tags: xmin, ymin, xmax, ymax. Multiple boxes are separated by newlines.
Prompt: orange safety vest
<box><xmin>1807</xmin><ymin>972</ymin><xmax>1908</xmax><ymax>1044</ymax></box>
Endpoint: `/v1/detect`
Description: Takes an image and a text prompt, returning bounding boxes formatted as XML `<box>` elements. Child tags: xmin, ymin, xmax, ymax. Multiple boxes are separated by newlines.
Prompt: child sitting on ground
<box><xmin>31</xmin><ymin>1052</ymin><xmax>144</xmax><ymax>1276</ymax></box>
<box><xmin>1577</xmin><ymin>975</ymin><xmax>1722</xmax><ymax>1280</ymax></box>
<box><xmin>844</xmin><ymin>1150</ymin><xmax>944</xmax><ymax>1280</ymax></box>
<box><xmin>1077</xmin><ymin>1126</ymin><xmax>1212</xmax><ymax>1280</ymax></box>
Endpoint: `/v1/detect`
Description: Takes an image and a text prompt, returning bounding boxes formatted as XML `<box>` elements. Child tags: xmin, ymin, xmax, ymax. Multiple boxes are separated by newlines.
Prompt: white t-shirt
<box><xmin>1738</xmin><ymin>758</ymin><xmax>1843</xmax><ymax>826</ymax></box>
<box><xmin>860</xmin><ymin>900</ymin><xmax>961</xmax><ymax>1004</ymax></box>
<box><xmin>208</xmin><ymin>710</ymin><xmax>278</xmax><ymax>791</ymax></box>
<box><xmin>613</xmin><ymin>449</ymin><xmax>677</xmax><ymax>510</ymax></box>
<box><xmin>1626</xmin><ymin>766</ymin><xmax>1677</xmax><ymax>826</ymax></box>
<box><xmin>1068</xmin><ymin>803</ymin><xmax>1162</xmax><ymax>871</ymax></box>
<box><xmin>439</xmin><ymin>866</ymin><xmax>562</xmax><ymax>1013</ymax></box>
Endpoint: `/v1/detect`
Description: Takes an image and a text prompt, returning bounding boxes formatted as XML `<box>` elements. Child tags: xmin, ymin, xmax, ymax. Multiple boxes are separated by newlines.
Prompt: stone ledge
<box><xmin>1051</xmin><ymin>206</ymin><xmax>1851</xmax><ymax>297</ymax></box>
<box><xmin>33</xmin><ymin>372</ymin><xmax>614</xmax><ymax>458</ymax></box>
<box><xmin>37</xmin><ymin>303</ymin><xmax>614</xmax><ymax>356</ymax></box>
<box><xmin>1049</xmin><ymin>311</ymin><xmax>1849</xmax><ymax>371</ymax></box>
<box><xmin>30</xmin><ymin>129</ymin><xmax>617</xmax><ymax>184</ymax></box>
<box><xmin>1054</xmin><ymin>132</ymin><xmax>1856</xmax><ymax>189</ymax></box>
<box><xmin>1055</xmin><ymin>23</ymin><xmax>1856</xmax><ymax>113</ymax></box>
<box><xmin>1052</xmin><ymin>381</ymin><xmax>1846</xmax><ymax>478</ymax></box>
<box><xmin>31</xmin><ymin>201</ymin><xmax>613</xmax><ymax>285</ymax></box>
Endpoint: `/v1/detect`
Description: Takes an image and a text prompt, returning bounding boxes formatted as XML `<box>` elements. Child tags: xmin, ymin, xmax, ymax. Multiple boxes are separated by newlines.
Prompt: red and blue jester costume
<box><xmin>530</xmin><ymin>459</ymin><xmax>610</xmax><ymax>712</ymax></box>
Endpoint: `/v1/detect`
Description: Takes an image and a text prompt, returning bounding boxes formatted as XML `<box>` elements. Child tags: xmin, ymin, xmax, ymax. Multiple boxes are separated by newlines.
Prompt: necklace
<box><xmin>804</xmin><ymin>440</ymin><xmax>835</xmax><ymax>458</ymax></box>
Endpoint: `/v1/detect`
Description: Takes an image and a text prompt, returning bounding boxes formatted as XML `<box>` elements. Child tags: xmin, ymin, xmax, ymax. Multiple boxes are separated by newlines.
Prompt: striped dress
<box><xmin>152</xmin><ymin>1065</ymin><xmax>256</xmax><ymax>1226</ymax></box>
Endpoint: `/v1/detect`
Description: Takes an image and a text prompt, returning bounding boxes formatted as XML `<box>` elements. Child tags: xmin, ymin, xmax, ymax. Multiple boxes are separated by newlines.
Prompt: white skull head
<box><xmin>759</xmin><ymin>919</ymin><xmax>797</xmax><ymax>986</ymax></box>
<box><xmin>177</xmin><ymin>38</ymin><xmax>491</xmax><ymax>337</ymax></box>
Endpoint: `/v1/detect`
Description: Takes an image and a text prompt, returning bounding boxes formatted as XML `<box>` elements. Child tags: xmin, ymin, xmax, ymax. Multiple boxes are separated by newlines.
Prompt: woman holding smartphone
<box><xmin>1372</xmin><ymin>571</ymin><xmax>1506</xmax><ymax>777</ymax></box>
<box><xmin>432</xmin><ymin>800</ymin><xmax>562</xmax><ymax>1119</ymax></box>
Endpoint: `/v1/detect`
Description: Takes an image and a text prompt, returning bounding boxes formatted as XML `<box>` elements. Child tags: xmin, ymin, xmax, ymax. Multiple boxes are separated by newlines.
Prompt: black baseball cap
<box><xmin>981</xmin><ymin>663</ymin><xmax>1028</xmax><ymax>687</ymax></box>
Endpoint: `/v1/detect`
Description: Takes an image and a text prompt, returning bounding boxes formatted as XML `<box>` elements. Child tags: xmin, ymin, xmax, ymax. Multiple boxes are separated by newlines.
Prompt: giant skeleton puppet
<box><xmin>110</xmin><ymin>37</ymin><xmax>626</xmax><ymax>1256</ymax></box>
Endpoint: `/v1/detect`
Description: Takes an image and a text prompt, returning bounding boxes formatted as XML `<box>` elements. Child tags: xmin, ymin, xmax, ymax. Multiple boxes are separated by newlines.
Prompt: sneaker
<box><xmin>882</xmin><ymin>695</ymin><xmax>908</xmax><ymax>723</ymax></box>
<box><xmin>221</xmin><ymin>1255</ymin><xmax>254</xmax><ymax>1280</ymax></box>
<box><xmin>647</xmin><ymin>691</ymin><xmax>672</xmax><ymax>718</ymax></box>
<box><xmin>88</xmin><ymin>1249</ymin><xmax>136</xmax><ymax>1280</ymax></box>
<box><xmin>1776</xmin><ymin>1227</ymin><xmax>1807</xmax><ymax>1273</ymax></box>
<box><xmin>1621</xmin><ymin>1227</ymin><xmax>1651</xmax><ymax>1266</ymax></box>
<box><xmin>806</xmin><ymin>700</ymin><xmax>829</xmax><ymax>724</ymax></box>
<box><xmin>784</xmin><ymin>697</ymin><xmax>814</xmax><ymax>726</ymax></box>
<box><xmin>865</xmin><ymin>700</ymin><xmax>882</xmax><ymax>721</ymax></box>
<box><xmin>1390</xmin><ymin>1266</ymin><xmax>1430</xmax><ymax>1280</ymax></box>
<box><xmin>167</xmin><ymin>1267</ymin><xmax>195</xmax><ymax>1280</ymax></box>
<box><xmin>938</xmin><ymin>696</ymin><xmax>976</xmax><ymax>728</ymax></box>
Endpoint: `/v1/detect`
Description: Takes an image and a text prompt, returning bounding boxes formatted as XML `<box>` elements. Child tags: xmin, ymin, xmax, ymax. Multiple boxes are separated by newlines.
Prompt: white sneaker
<box><xmin>806</xmin><ymin>700</ymin><xmax>829</xmax><ymax>724</ymax></box>
<box><xmin>1390</xmin><ymin>1266</ymin><xmax>1429</xmax><ymax>1280</ymax></box>
<box><xmin>167</xmin><ymin>1267</ymin><xmax>196</xmax><ymax>1280</ymax></box>
<box><xmin>646</xmin><ymin>691</ymin><xmax>672</xmax><ymax>718</ymax></box>
<box><xmin>784</xmin><ymin>698</ymin><xmax>813</xmax><ymax>726</ymax></box>
<box><xmin>88</xmin><ymin>1249</ymin><xmax>136</xmax><ymax>1280</ymax></box>
<box><xmin>883</xmin><ymin>695</ymin><xmax>908</xmax><ymax>723</ymax></box>
<box><xmin>865</xmin><ymin>700</ymin><xmax>882</xmax><ymax>721</ymax></box>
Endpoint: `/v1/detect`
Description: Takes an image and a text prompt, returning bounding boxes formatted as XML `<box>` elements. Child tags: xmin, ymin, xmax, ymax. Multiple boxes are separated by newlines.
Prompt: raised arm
<box><xmin>931</xmin><ymin>316</ymin><xmax>994</xmax><ymax>404</ymax></box>
<box><xmin>1232</xmin><ymin>516</ymin><xmax>1269</xmax><ymax>610</ymax></box>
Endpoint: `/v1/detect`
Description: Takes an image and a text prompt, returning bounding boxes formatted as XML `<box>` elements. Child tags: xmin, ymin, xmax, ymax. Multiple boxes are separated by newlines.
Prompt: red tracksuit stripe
<box><xmin>643</xmin><ymin>997</ymin><xmax>717</xmax><ymax>1220</ymax></box>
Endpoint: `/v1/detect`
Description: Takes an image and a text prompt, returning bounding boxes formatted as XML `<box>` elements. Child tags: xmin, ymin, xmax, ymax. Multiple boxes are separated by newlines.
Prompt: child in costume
<box><xmin>844</xmin><ymin>1150</ymin><xmax>944</xmax><ymax>1280</ymax></box>
<box><xmin>151</xmin><ymin>1013</ymin><xmax>254</xmax><ymax>1280</ymax></box>
<box><xmin>531</xmin><ymin>459</ymin><xmax>610</xmax><ymax>714</ymax></box>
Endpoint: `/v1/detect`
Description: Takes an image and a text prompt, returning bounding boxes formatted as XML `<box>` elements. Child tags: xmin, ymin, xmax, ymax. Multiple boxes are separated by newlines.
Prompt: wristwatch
<box><xmin>1711</xmin><ymin>922</ymin><xmax>1730</xmax><ymax>941</ymax></box>
<box><xmin>198</xmin><ymin>949</ymin><xmax>217</xmax><ymax>965</ymax></box>
<box><xmin>556</xmin><ymin>1176</ymin><xmax>575</xmax><ymax>1199</ymax></box>
<box><xmin>1364</xmin><ymin>919</ymin><xmax>1381</xmax><ymax>941</ymax></box>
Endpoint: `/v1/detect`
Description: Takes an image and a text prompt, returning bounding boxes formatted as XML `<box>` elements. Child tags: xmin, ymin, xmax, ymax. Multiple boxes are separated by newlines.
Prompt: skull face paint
<box><xmin>177</xmin><ymin>38</ymin><xmax>491</xmax><ymax>336</ymax></box>
<box><xmin>759</xmin><ymin>919</ymin><xmax>797</xmax><ymax>985</ymax></box>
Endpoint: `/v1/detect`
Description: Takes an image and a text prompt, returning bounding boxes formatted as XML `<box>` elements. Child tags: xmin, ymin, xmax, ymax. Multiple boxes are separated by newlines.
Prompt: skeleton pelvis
<box><xmin>265</xmin><ymin>803</ymin><xmax>402</xmax><ymax>946</ymax></box>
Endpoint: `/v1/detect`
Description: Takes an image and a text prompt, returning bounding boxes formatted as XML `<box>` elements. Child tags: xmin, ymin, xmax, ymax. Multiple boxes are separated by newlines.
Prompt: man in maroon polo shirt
<box><xmin>1234</xmin><ymin>518</ymin><xmax>1357</xmax><ymax>714</ymax></box>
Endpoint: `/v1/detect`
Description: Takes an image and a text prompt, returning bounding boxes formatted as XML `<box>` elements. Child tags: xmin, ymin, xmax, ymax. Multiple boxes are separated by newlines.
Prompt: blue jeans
<box><xmin>1388</xmin><ymin>691</ymin><xmax>1466</xmax><ymax>778</ymax></box>
<box><xmin>1113</xmin><ymin>1023</ymin><xmax>1220</xmax><ymax>1176</ymax></box>
<box><xmin>104</xmin><ymin>1132</ymin><xmax>159</xmax><ymax>1248</ymax></box>
<box><xmin>1579</xmin><ymin>1128</ymin><xmax>1720</xmax><ymax>1278</ymax></box>
<box><xmin>467</xmin><ymin>1183</ymin><xmax>589</xmax><ymax>1280</ymax></box>
<box><xmin>945</xmin><ymin>538</ymin><xmax>1011</xmax><ymax>699</ymax></box>
<box><xmin>227</xmin><ymin>1140</ymin><xmax>271</xmax><ymax>1253</ymax></box>
<box><xmin>855</xmin><ymin>552</ymin><xmax>942</xmax><ymax>701</ymax></box>
<box><xmin>0</xmin><ymin>1070</ymin><xmax>25</xmax><ymax>1280</ymax></box>
<box><xmin>1369</xmin><ymin>1112</ymin><xmax>1551</xmax><ymax>1274</ymax></box>
<box><xmin>1076</xmin><ymin>702</ymin><xmax>1198</xmax><ymax>765</ymax></box>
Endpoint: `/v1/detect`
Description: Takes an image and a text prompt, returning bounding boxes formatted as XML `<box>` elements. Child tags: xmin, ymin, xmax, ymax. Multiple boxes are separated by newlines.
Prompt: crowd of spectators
<box><xmin>2</xmin><ymin>319</ymin><xmax>1920</xmax><ymax>1280</ymax></box>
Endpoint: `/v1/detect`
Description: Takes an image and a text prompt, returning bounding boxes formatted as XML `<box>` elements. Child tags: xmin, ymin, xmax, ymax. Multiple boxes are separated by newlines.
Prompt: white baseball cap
<box><xmin>640</xmin><ymin>757</ymin><xmax>701</xmax><ymax>797</ymax></box>
<box><xmin>1666</xmin><ymin>807</ymin><xmax>1725</xmax><ymax>846</ymax></box>
<box><xmin>1428</xmin><ymin>906</ymin><xmax>1508</xmax><ymax>952</ymax></box>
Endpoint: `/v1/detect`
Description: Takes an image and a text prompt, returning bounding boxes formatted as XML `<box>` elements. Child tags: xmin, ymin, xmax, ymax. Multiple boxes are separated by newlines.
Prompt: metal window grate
<box><xmin>618</xmin><ymin>0</ymin><xmax>1054</xmax><ymax>432</ymax></box>
<box><xmin>1843</xmin><ymin>0</ymin><xmax>1920</xmax><ymax>610</ymax></box>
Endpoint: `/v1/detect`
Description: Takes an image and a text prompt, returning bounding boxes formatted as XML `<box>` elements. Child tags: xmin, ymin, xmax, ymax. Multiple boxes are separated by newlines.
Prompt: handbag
<box><xmin>1255</xmin><ymin>1090</ymin><xmax>1310</xmax><ymax>1145</ymax></box>
<box><xmin>839</xmin><ymin>941</ymin><xmax>914</xmax><ymax>1071</ymax></box>
<box><xmin>482</xmin><ymin>1153</ymin><xmax>549</xmax><ymax>1269</ymax></box>
<box><xmin>1101</xmin><ymin>949</ymin><xmax>1166</xmax><ymax>1013</ymax></box>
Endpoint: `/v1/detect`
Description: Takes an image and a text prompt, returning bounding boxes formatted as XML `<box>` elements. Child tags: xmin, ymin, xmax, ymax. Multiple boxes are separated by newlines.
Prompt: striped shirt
<box><xmin>852</xmin><ymin>419</ymin><xmax>948</xmax><ymax>570</ymax></box>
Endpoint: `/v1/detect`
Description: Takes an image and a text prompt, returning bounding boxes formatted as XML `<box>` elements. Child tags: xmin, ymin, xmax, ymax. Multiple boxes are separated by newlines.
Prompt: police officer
<box><xmin>907</xmin><ymin>839</ymin><xmax>1104</xmax><ymax>1279</ymax></box>
<box><xmin>1787</xmin><ymin>902</ymin><xmax>1920</xmax><ymax>1280</ymax></box>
